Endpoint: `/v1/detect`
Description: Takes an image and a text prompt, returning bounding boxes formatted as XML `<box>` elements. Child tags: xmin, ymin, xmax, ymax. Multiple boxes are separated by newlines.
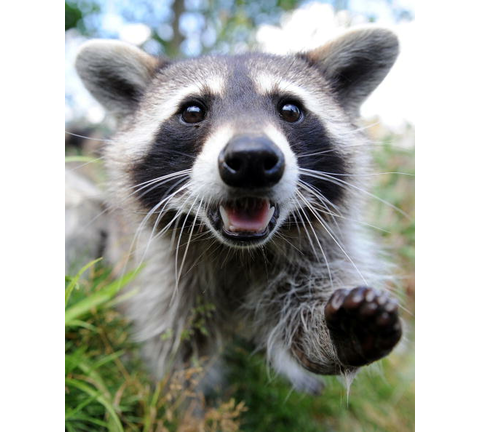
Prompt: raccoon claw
<box><xmin>325</xmin><ymin>287</ymin><xmax>402</xmax><ymax>367</ymax></box>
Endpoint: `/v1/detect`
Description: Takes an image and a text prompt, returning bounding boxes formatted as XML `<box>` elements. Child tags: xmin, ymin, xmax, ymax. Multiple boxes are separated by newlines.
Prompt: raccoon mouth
<box><xmin>209</xmin><ymin>198</ymin><xmax>279</xmax><ymax>243</ymax></box>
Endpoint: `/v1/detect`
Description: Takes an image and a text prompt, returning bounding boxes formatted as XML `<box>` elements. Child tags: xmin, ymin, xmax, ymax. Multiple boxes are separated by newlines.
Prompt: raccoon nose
<box><xmin>218</xmin><ymin>135</ymin><xmax>285</xmax><ymax>188</ymax></box>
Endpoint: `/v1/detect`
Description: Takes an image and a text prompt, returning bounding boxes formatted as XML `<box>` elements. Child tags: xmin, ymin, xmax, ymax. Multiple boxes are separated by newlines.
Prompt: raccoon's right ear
<box><xmin>75</xmin><ymin>40</ymin><xmax>166</xmax><ymax>116</ymax></box>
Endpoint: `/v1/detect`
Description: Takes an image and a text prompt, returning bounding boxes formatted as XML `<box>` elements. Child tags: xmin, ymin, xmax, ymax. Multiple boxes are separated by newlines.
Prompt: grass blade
<box><xmin>65</xmin><ymin>258</ymin><xmax>103</xmax><ymax>306</ymax></box>
<box><xmin>65</xmin><ymin>267</ymin><xmax>141</xmax><ymax>326</ymax></box>
<box><xmin>66</xmin><ymin>378</ymin><xmax>124</xmax><ymax>432</ymax></box>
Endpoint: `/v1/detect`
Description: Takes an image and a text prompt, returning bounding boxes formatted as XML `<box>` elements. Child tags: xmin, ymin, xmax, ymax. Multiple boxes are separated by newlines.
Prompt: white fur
<box><xmin>191</xmin><ymin>125</ymin><xmax>236</xmax><ymax>201</ymax></box>
<box><xmin>190</xmin><ymin>122</ymin><xmax>300</xmax><ymax>246</ymax></box>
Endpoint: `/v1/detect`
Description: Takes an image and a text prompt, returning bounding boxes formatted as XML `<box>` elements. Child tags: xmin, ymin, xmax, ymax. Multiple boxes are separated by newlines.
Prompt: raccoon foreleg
<box><xmin>293</xmin><ymin>287</ymin><xmax>402</xmax><ymax>373</ymax></box>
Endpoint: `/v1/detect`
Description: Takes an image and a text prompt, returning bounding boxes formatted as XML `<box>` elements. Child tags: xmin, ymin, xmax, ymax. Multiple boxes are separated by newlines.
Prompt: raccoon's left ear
<box><xmin>75</xmin><ymin>39</ymin><xmax>166</xmax><ymax>117</ymax></box>
<box><xmin>299</xmin><ymin>28</ymin><xmax>399</xmax><ymax>117</ymax></box>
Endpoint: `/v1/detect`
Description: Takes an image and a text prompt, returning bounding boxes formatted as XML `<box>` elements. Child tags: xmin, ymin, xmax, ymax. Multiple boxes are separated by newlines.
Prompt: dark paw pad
<box><xmin>325</xmin><ymin>287</ymin><xmax>402</xmax><ymax>367</ymax></box>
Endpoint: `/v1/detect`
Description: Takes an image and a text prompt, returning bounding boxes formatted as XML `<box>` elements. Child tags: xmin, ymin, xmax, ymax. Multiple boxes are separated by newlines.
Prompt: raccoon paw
<box><xmin>325</xmin><ymin>287</ymin><xmax>402</xmax><ymax>368</ymax></box>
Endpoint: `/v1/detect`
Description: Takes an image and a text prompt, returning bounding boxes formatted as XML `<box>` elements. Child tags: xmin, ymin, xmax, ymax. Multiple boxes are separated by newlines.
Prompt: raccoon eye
<box><xmin>279</xmin><ymin>103</ymin><xmax>302</xmax><ymax>123</ymax></box>
<box><xmin>181</xmin><ymin>105</ymin><xmax>205</xmax><ymax>124</ymax></box>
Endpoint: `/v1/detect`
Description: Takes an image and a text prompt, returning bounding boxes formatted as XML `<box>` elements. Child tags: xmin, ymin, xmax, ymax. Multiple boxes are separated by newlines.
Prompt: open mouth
<box><xmin>208</xmin><ymin>197</ymin><xmax>279</xmax><ymax>243</ymax></box>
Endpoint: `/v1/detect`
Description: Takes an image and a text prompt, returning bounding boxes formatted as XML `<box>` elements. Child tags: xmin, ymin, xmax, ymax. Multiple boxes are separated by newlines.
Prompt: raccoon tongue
<box><xmin>220</xmin><ymin>199</ymin><xmax>273</xmax><ymax>233</ymax></box>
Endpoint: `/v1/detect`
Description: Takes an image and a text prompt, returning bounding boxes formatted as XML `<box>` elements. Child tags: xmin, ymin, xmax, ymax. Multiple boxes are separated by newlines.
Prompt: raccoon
<box><xmin>74</xmin><ymin>27</ymin><xmax>402</xmax><ymax>393</ymax></box>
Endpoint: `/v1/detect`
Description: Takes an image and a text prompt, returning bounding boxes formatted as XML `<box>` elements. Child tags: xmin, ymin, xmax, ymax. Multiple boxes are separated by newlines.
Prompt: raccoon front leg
<box><xmin>292</xmin><ymin>287</ymin><xmax>402</xmax><ymax>373</ymax></box>
<box><xmin>269</xmin><ymin>340</ymin><xmax>325</xmax><ymax>395</ymax></box>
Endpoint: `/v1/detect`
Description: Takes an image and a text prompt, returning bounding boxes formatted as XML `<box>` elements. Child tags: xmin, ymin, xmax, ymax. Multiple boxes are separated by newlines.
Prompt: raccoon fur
<box><xmin>72</xmin><ymin>27</ymin><xmax>402</xmax><ymax>394</ymax></box>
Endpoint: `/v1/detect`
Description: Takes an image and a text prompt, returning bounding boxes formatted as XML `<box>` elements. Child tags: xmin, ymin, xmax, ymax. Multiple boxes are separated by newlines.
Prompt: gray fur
<box><xmin>65</xmin><ymin>168</ymin><xmax>108</xmax><ymax>275</ymax></box>
<box><xmin>72</xmin><ymin>28</ymin><xmax>399</xmax><ymax>391</ymax></box>
<box><xmin>75</xmin><ymin>40</ymin><xmax>161</xmax><ymax>117</ymax></box>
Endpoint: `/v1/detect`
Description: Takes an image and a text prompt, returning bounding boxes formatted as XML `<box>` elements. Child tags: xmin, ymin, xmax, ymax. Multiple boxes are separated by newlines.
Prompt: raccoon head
<box><xmin>76</xmin><ymin>28</ymin><xmax>398</xmax><ymax>249</ymax></box>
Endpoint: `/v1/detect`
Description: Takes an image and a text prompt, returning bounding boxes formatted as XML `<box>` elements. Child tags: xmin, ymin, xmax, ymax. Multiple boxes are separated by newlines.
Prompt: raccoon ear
<box><xmin>75</xmin><ymin>39</ymin><xmax>165</xmax><ymax>116</ymax></box>
<box><xmin>300</xmin><ymin>28</ymin><xmax>399</xmax><ymax>116</ymax></box>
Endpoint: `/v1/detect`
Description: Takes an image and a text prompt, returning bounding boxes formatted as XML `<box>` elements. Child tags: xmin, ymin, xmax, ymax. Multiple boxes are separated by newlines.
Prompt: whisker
<box><xmin>130</xmin><ymin>182</ymin><xmax>192</xmax><ymax>269</ymax></box>
<box><xmin>296</xmin><ymin>191</ymin><xmax>368</xmax><ymax>286</ymax></box>
<box><xmin>299</xmin><ymin>168</ymin><xmax>412</xmax><ymax>220</ymax></box>
<box><xmin>328</xmin><ymin>172</ymin><xmax>414</xmax><ymax>178</ymax></box>
<box><xmin>186</xmin><ymin>239</ymin><xmax>221</xmax><ymax>280</ymax></box>
<box><xmin>130</xmin><ymin>169</ymin><xmax>192</xmax><ymax>192</ymax></box>
<box><xmin>65</xmin><ymin>156</ymin><xmax>105</xmax><ymax>170</ymax></box>
<box><xmin>294</xmin><ymin>196</ymin><xmax>334</xmax><ymax>292</ymax></box>
<box><xmin>65</xmin><ymin>131</ymin><xmax>113</xmax><ymax>143</ymax></box>
<box><xmin>141</xmin><ymin>188</ymin><xmax>195</xmax><ymax>265</ymax></box>
<box><xmin>298</xmin><ymin>180</ymin><xmax>392</xmax><ymax>234</ymax></box>
<box><xmin>296</xmin><ymin>141</ymin><xmax>413</xmax><ymax>159</ymax></box>
<box><xmin>297</xmin><ymin>181</ymin><xmax>345</xmax><ymax>237</ymax></box>
<box><xmin>154</xmin><ymin>189</ymin><xmax>195</xmax><ymax>242</ymax></box>
<box><xmin>293</xmin><ymin>203</ymin><xmax>322</xmax><ymax>264</ymax></box>
<box><xmin>334</xmin><ymin>121</ymin><xmax>381</xmax><ymax>136</ymax></box>
<box><xmin>176</xmin><ymin>197</ymin><xmax>204</xmax><ymax>294</ymax></box>
<box><xmin>173</xmin><ymin>197</ymin><xmax>200</xmax><ymax>302</ymax></box>
<box><xmin>135</xmin><ymin>175</ymin><xmax>190</xmax><ymax>201</ymax></box>
<box><xmin>298</xmin><ymin>180</ymin><xmax>342</xmax><ymax>217</ymax></box>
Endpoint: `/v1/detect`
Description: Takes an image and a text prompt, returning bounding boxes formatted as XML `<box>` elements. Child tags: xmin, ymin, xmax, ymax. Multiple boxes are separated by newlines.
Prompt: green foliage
<box><xmin>65</xmin><ymin>0</ymin><xmax>300</xmax><ymax>57</ymax></box>
<box><xmin>65</xmin><ymin>2</ymin><xmax>83</xmax><ymax>31</ymax></box>
<box><xmin>65</xmin><ymin>258</ymin><xmax>102</xmax><ymax>306</ymax></box>
<box><xmin>225</xmin><ymin>340</ymin><xmax>414</xmax><ymax>432</ymax></box>
<box><xmin>66</xmin><ymin>266</ymin><xmax>141</xmax><ymax>326</ymax></box>
<box><xmin>65</xmin><ymin>262</ymin><xmax>141</xmax><ymax>431</ymax></box>
<box><xmin>181</xmin><ymin>297</ymin><xmax>217</xmax><ymax>341</ymax></box>
<box><xmin>65</xmin><ymin>1</ymin><xmax>101</xmax><ymax>34</ymax></box>
<box><xmin>65</xmin><ymin>263</ymin><xmax>246</xmax><ymax>432</ymax></box>
<box><xmin>369</xmin><ymin>134</ymin><xmax>415</xmax><ymax>307</ymax></box>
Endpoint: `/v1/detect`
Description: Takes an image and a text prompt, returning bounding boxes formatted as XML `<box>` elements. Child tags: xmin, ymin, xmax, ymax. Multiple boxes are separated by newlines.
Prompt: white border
<box><xmin>417</xmin><ymin>1</ymin><xmax>481</xmax><ymax>431</ymax></box>
<box><xmin>1</xmin><ymin>2</ymin><xmax>64</xmax><ymax>430</ymax></box>
<box><xmin>4</xmin><ymin>1</ymin><xmax>481</xmax><ymax>430</ymax></box>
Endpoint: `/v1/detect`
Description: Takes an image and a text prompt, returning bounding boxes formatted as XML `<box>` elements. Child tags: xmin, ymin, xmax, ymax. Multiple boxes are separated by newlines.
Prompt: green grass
<box><xmin>224</xmin><ymin>340</ymin><xmax>414</xmax><ymax>432</ymax></box>
<box><xmin>65</xmin><ymin>137</ymin><xmax>414</xmax><ymax>432</ymax></box>
<box><xmin>65</xmin><ymin>263</ymin><xmax>248</xmax><ymax>432</ymax></box>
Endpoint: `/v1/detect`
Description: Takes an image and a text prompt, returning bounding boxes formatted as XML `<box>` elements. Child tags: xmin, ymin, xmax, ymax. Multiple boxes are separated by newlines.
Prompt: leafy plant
<box><xmin>65</xmin><ymin>262</ymin><xmax>246</xmax><ymax>432</ymax></box>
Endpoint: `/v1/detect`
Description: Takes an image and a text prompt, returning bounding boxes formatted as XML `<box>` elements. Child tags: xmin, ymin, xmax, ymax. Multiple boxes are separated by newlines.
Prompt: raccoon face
<box><xmin>76</xmin><ymin>28</ymin><xmax>399</xmax><ymax>248</ymax></box>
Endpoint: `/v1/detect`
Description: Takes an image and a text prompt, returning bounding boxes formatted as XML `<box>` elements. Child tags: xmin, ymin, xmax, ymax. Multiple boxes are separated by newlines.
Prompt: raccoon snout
<box><xmin>218</xmin><ymin>135</ymin><xmax>285</xmax><ymax>189</ymax></box>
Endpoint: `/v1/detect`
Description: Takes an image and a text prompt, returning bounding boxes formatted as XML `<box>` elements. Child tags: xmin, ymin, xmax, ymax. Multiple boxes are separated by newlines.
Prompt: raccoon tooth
<box><xmin>219</xmin><ymin>205</ymin><xmax>230</xmax><ymax>227</ymax></box>
<box><xmin>267</xmin><ymin>206</ymin><xmax>275</xmax><ymax>221</ymax></box>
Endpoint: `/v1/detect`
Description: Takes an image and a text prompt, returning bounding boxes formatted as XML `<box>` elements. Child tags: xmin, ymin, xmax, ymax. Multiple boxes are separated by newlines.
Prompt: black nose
<box><xmin>218</xmin><ymin>135</ymin><xmax>285</xmax><ymax>188</ymax></box>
